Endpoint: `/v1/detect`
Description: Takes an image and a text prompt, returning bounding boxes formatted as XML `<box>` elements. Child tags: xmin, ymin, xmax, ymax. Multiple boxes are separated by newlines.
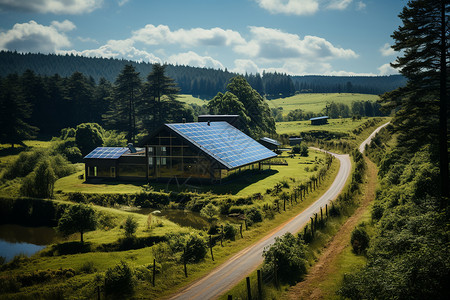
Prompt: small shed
<box><xmin>310</xmin><ymin>116</ymin><xmax>329</xmax><ymax>125</ymax></box>
<box><xmin>289</xmin><ymin>137</ymin><xmax>303</xmax><ymax>146</ymax></box>
<box><xmin>259</xmin><ymin>137</ymin><xmax>281</xmax><ymax>151</ymax></box>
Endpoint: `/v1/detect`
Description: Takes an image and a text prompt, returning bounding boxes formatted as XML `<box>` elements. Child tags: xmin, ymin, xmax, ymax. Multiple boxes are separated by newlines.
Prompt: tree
<box><xmin>20</xmin><ymin>159</ymin><xmax>56</xmax><ymax>198</ymax></box>
<box><xmin>139</xmin><ymin>63</ymin><xmax>181</xmax><ymax>133</ymax></box>
<box><xmin>104</xmin><ymin>65</ymin><xmax>141</xmax><ymax>144</ymax></box>
<box><xmin>75</xmin><ymin>123</ymin><xmax>104</xmax><ymax>156</ymax></box>
<box><xmin>226</xmin><ymin>76</ymin><xmax>276</xmax><ymax>137</ymax></box>
<box><xmin>0</xmin><ymin>74</ymin><xmax>38</xmax><ymax>148</ymax></box>
<box><xmin>385</xmin><ymin>0</ymin><xmax>449</xmax><ymax>202</ymax></box>
<box><xmin>124</xmin><ymin>215</ymin><xmax>138</xmax><ymax>238</ymax></box>
<box><xmin>207</xmin><ymin>92</ymin><xmax>251</xmax><ymax>132</ymax></box>
<box><xmin>57</xmin><ymin>204</ymin><xmax>97</xmax><ymax>243</ymax></box>
<box><xmin>200</xmin><ymin>203</ymin><xmax>220</xmax><ymax>223</ymax></box>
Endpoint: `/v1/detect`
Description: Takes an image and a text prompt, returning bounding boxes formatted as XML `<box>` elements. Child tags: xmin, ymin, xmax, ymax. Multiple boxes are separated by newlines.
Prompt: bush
<box><xmin>104</xmin><ymin>261</ymin><xmax>134</xmax><ymax>297</ymax></box>
<box><xmin>351</xmin><ymin>227</ymin><xmax>370</xmax><ymax>254</ymax></box>
<box><xmin>245</xmin><ymin>207</ymin><xmax>263</xmax><ymax>225</ymax></box>
<box><xmin>262</xmin><ymin>232</ymin><xmax>307</xmax><ymax>285</ymax></box>
<box><xmin>182</xmin><ymin>233</ymin><xmax>207</xmax><ymax>263</ymax></box>
<box><xmin>223</xmin><ymin>223</ymin><xmax>237</xmax><ymax>240</ymax></box>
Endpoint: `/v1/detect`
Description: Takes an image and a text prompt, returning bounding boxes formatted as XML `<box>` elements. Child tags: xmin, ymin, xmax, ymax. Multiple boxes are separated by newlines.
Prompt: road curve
<box><xmin>359</xmin><ymin>122</ymin><xmax>390</xmax><ymax>153</ymax></box>
<box><xmin>170</xmin><ymin>152</ymin><xmax>351</xmax><ymax>300</ymax></box>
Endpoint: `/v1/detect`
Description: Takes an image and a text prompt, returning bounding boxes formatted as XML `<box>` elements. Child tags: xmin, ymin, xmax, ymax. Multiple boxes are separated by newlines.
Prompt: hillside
<box><xmin>267</xmin><ymin>93</ymin><xmax>380</xmax><ymax>115</ymax></box>
<box><xmin>0</xmin><ymin>51</ymin><xmax>405</xmax><ymax>98</ymax></box>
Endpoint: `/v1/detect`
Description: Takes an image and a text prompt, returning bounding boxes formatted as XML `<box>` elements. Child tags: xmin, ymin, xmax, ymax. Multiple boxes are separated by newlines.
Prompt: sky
<box><xmin>0</xmin><ymin>0</ymin><xmax>407</xmax><ymax>76</ymax></box>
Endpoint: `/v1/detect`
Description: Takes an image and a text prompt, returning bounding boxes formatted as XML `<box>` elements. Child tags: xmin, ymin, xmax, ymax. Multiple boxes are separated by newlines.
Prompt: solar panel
<box><xmin>84</xmin><ymin>147</ymin><xmax>129</xmax><ymax>159</ymax></box>
<box><xmin>167</xmin><ymin>122</ymin><xmax>277</xmax><ymax>169</ymax></box>
<box><xmin>260</xmin><ymin>137</ymin><xmax>281</xmax><ymax>146</ymax></box>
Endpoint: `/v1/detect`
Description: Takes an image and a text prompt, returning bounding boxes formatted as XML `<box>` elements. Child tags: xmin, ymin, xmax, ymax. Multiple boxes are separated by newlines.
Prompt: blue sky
<box><xmin>0</xmin><ymin>0</ymin><xmax>406</xmax><ymax>76</ymax></box>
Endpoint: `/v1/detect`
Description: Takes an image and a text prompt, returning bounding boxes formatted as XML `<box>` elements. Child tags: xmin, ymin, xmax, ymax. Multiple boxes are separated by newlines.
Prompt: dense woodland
<box><xmin>0</xmin><ymin>51</ymin><xmax>406</xmax><ymax>99</ymax></box>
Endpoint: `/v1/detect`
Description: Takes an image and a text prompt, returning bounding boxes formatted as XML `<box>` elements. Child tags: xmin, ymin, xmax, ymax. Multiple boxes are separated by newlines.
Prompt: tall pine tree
<box><xmin>383</xmin><ymin>0</ymin><xmax>449</xmax><ymax>202</ymax></box>
<box><xmin>139</xmin><ymin>63</ymin><xmax>182</xmax><ymax>133</ymax></box>
<box><xmin>0</xmin><ymin>74</ymin><xmax>38</xmax><ymax>147</ymax></box>
<box><xmin>104</xmin><ymin>65</ymin><xmax>141</xmax><ymax>144</ymax></box>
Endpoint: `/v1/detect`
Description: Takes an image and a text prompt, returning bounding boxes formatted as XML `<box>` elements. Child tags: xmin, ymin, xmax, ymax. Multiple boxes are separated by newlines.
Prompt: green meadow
<box><xmin>267</xmin><ymin>93</ymin><xmax>379</xmax><ymax>115</ymax></box>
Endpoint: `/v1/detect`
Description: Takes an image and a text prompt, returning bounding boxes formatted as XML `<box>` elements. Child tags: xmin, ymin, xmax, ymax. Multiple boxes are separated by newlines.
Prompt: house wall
<box><xmin>145</xmin><ymin>128</ymin><xmax>215</xmax><ymax>181</ymax></box>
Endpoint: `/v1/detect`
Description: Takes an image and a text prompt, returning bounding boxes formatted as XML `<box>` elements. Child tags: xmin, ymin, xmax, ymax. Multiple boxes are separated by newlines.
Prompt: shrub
<box><xmin>245</xmin><ymin>207</ymin><xmax>263</xmax><ymax>225</ymax></box>
<box><xmin>262</xmin><ymin>232</ymin><xmax>307</xmax><ymax>285</ymax></box>
<box><xmin>351</xmin><ymin>227</ymin><xmax>370</xmax><ymax>254</ymax></box>
<box><xmin>223</xmin><ymin>223</ymin><xmax>236</xmax><ymax>241</ymax></box>
<box><xmin>104</xmin><ymin>261</ymin><xmax>134</xmax><ymax>297</ymax></box>
<box><xmin>124</xmin><ymin>216</ymin><xmax>138</xmax><ymax>237</ymax></box>
<box><xmin>182</xmin><ymin>233</ymin><xmax>207</xmax><ymax>263</ymax></box>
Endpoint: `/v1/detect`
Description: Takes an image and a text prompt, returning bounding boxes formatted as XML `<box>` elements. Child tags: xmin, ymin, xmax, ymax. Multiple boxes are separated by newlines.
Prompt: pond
<box><xmin>129</xmin><ymin>208</ymin><xmax>241</xmax><ymax>230</ymax></box>
<box><xmin>0</xmin><ymin>224</ymin><xmax>61</xmax><ymax>262</ymax></box>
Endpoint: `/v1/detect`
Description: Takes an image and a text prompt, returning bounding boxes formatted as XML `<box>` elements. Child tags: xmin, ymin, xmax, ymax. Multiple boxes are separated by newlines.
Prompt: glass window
<box><xmin>118</xmin><ymin>164</ymin><xmax>146</xmax><ymax>177</ymax></box>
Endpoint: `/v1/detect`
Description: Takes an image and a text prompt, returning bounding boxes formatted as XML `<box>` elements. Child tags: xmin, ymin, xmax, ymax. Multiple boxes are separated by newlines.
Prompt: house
<box><xmin>310</xmin><ymin>116</ymin><xmax>329</xmax><ymax>125</ymax></box>
<box><xmin>84</xmin><ymin>121</ymin><xmax>277</xmax><ymax>182</ymax></box>
<box><xmin>259</xmin><ymin>137</ymin><xmax>281</xmax><ymax>151</ymax></box>
<box><xmin>289</xmin><ymin>137</ymin><xmax>303</xmax><ymax>146</ymax></box>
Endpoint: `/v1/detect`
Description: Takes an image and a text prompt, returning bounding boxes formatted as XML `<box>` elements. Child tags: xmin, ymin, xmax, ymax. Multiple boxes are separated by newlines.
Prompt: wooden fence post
<box><xmin>209</xmin><ymin>235</ymin><xmax>214</xmax><ymax>261</ymax></box>
<box><xmin>183</xmin><ymin>248</ymin><xmax>188</xmax><ymax>277</ymax></box>
<box><xmin>152</xmin><ymin>258</ymin><xmax>156</xmax><ymax>287</ymax></box>
<box><xmin>240</xmin><ymin>223</ymin><xmax>243</xmax><ymax>238</ymax></box>
<box><xmin>221</xmin><ymin>225</ymin><xmax>224</xmax><ymax>247</ymax></box>
<box><xmin>257</xmin><ymin>269</ymin><xmax>263</xmax><ymax>300</ymax></box>
<box><xmin>246</xmin><ymin>277</ymin><xmax>252</xmax><ymax>300</ymax></box>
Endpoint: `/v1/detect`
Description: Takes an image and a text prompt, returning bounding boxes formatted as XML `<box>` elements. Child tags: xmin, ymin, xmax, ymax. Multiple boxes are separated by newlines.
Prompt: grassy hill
<box><xmin>266</xmin><ymin>93</ymin><xmax>380</xmax><ymax>115</ymax></box>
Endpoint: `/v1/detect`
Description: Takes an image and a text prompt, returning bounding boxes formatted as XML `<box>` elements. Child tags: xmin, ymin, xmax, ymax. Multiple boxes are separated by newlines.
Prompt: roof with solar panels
<box><xmin>163</xmin><ymin>121</ymin><xmax>276</xmax><ymax>169</ymax></box>
<box><xmin>84</xmin><ymin>121</ymin><xmax>276</xmax><ymax>169</ymax></box>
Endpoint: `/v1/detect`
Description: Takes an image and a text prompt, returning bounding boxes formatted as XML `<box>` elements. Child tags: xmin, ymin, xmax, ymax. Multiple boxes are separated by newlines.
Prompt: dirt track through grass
<box><xmin>286</xmin><ymin>156</ymin><xmax>377</xmax><ymax>299</ymax></box>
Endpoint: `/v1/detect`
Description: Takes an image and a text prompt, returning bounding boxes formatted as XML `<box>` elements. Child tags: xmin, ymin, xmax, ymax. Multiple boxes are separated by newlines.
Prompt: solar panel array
<box><xmin>167</xmin><ymin>122</ymin><xmax>277</xmax><ymax>169</ymax></box>
<box><xmin>260</xmin><ymin>137</ymin><xmax>281</xmax><ymax>146</ymax></box>
<box><xmin>84</xmin><ymin>147</ymin><xmax>129</xmax><ymax>159</ymax></box>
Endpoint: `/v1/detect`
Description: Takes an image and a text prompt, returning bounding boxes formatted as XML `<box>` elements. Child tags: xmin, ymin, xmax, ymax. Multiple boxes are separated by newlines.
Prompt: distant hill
<box><xmin>291</xmin><ymin>75</ymin><xmax>407</xmax><ymax>95</ymax></box>
<box><xmin>0</xmin><ymin>51</ymin><xmax>406</xmax><ymax>98</ymax></box>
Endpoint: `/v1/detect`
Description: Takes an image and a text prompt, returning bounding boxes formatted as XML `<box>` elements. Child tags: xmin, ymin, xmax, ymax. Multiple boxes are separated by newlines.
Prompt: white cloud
<box><xmin>132</xmin><ymin>24</ymin><xmax>246</xmax><ymax>48</ymax></box>
<box><xmin>51</xmin><ymin>20</ymin><xmax>76</xmax><ymax>32</ymax></box>
<box><xmin>378</xmin><ymin>63</ymin><xmax>399</xmax><ymax>75</ymax></box>
<box><xmin>0</xmin><ymin>20</ymin><xmax>71</xmax><ymax>53</ymax></box>
<box><xmin>327</xmin><ymin>0</ymin><xmax>352</xmax><ymax>10</ymax></box>
<box><xmin>232</xmin><ymin>59</ymin><xmax>260</xmax><ymax>74</ymax></box>
<box><xmin>254</xmin><ymin>0</ymin><xmax>319</xmax><ymax>16</ymax></box>
<box><xmin>168</xmin><ymin>51</ymin><xmax>224</xmax><ymax>69</ymax></box>
<box><xmin>235</xmin><ymin>26</ymin><xmax>358</xmax><ymax>61</ymax></box>
<box><xmin>380</xmin><ymin>43</ymin><xmax>396</xmax><ymax>56</ymax></box>
<box><xmin>118</xmin><ymin>0</ymin><xmax>130</xmax><ymax>6</ymax></box>
<box><xmin>77</xmin><ymin>36</ymin><xmax>98</xmax><ymax>43</ymax></box>
<box><xmin>0</xmin><ymin>0</ymin><xmax>103</xmax><ymax>14</ymax></box>
<box><xmin>357</xmin><ymin>1</ymin><xmax>366</xmax><ymax>10</ymax></box>
<box><xmin>59</xmin><ymin>38</ymin><xmax>161</xmax><ymax>63</ymax></box>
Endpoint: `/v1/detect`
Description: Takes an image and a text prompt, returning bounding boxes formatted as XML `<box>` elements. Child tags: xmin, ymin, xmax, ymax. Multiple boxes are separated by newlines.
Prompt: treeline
<box><xmin>0</xmin><ymin>51</ymin><xmax>405</xmax><ymax>98</ymax></box>
<box><xmin>292</xmin><ymin>75</ymin><xmax>407</xmax><ymax>95</ymax></box>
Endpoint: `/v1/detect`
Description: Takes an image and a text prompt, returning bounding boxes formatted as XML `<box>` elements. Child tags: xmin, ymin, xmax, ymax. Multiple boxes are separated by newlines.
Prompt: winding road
<box><xmin>169</xmin><ymin>123</ymin><xmax>388</xmax><ymax>300</ymax></box>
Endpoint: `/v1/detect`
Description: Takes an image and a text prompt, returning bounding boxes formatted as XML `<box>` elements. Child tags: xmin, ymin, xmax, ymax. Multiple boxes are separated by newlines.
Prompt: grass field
<box><xmin>276</xmin><ymin>118</ymin><xmax>370</xmax><ymax>135</ymax></box>
<box><xmin>178</xmin><ymin>94</ymin><xmax>208</xmax><ymax>106</ymax></box>
<box><xmin>54</xmin><ymin>150</ymin><xmax>328</xmax><ymax>197</ymax></box>
<box><xmin>267</xmin><ymin>93</ymin><xmax>379</xmax><ymax>115</ymax></box>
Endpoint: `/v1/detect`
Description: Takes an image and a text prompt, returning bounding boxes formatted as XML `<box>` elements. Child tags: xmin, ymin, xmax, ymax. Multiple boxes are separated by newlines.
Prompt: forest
<box><xmin>0</xmin><ymin>51</ymin><xmax>406</xmax><ymax>99</ymax></box>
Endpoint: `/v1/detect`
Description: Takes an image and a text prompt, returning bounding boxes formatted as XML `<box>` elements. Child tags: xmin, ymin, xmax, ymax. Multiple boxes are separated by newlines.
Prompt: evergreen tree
<box><xmin>104</xmin><ymin>65</ymin><xmax>142</xmax><ymax>143</ymax></box>
<box><xmin>139</xmin><ymin>63</ymin><xmax>182</xmax><ymax>133</ymax></box>
<box><xmin>0</xmin><ymin>74</ymin><xmax>38</xmax><ymax>147</ymax></box>
<box><xmin>383</xmin><ymin>0</ymin><xmax>449</xmax><ymax>201</ymax></box>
